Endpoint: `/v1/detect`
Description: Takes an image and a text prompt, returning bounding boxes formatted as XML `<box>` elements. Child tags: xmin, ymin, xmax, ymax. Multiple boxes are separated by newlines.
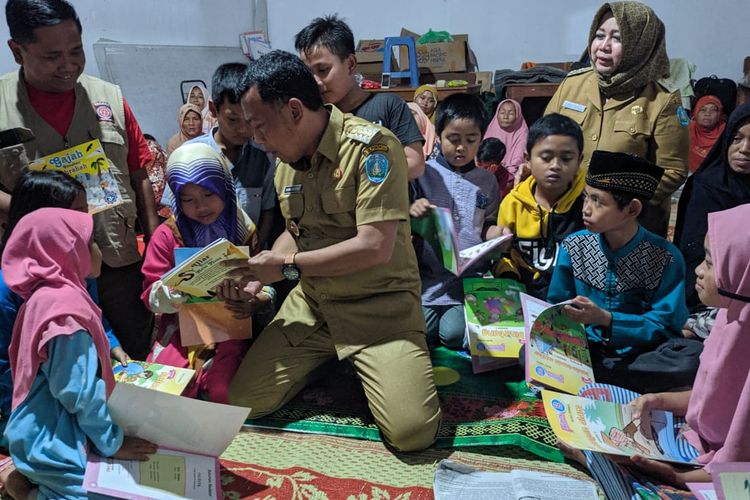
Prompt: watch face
<box><xmin>282</xmin><ymin>263</ymin><xmax>300</xmax><ymax>281</ymax></box>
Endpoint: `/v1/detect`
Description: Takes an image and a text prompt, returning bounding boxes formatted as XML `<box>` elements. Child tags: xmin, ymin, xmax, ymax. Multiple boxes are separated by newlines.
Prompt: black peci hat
<box><xmin>586</xmin><ymin>151</ymin><xmax>664</xmax><ymax>200</ymax></box>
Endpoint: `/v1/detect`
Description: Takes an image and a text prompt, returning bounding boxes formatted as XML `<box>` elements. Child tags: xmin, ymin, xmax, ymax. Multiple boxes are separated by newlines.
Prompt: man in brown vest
<box><xmin>0</xmin><ymin>0</ymin><xmax>159</xmax><ymax>359</ymax></box>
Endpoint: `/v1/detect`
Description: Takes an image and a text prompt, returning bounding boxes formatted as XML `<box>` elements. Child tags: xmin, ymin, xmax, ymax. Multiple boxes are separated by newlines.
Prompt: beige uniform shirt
<box><xmin>545</xmin><ymin>68</ymin><xmax>689</xmax><ymax>207</ymax></box>
<box><xmin>273</xmin><ymin>105</ymin><xmax>425</xmax><ymax>358</ymax></box>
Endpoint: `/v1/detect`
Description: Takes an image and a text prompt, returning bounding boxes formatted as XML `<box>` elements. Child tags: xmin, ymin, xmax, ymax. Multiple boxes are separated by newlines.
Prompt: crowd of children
<box><xmin>1</xmin><ymin>0</ymin><xmax>749</xmax><ymax>497</ymax></box>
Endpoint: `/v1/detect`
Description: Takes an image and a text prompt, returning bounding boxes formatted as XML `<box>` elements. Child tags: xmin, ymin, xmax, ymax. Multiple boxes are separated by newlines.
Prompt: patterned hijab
<box><xmin>167</xmin><ymin>142</ymin><xmax>253</xmax><ymax>247</ymax></box>
<box><xmin>685</xmin><ymin>204</ymin><xmax>750</xmax><ymax>467</ymax></box>
<box><xmin>2</xmin><ymin>208</ymin><xmax>114</xmax><ymax>410</ymax></box>
<box><xmin>589</xmin><ymin>2</ymin><xmax>670</xmax><ymax>97</ymax></box>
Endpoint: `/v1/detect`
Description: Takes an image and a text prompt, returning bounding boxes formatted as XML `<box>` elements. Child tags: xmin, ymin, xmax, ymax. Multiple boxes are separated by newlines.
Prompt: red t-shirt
<box><xmin>25</xmin><ymin>82</ymin><xmax>152</xmax><ymax>173</ymax></box>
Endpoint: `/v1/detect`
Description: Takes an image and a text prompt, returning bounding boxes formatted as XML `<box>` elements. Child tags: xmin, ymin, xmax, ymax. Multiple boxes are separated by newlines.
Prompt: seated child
<box><xmin>142</xmin><ymin>143</ymin><xmax>273</xmax><ymax>404</ymax></box>
<box><xmin>547</xmin><ymin>151</ymin><xmax>696</xmax><ymax>393</ymax></box>
<box><xmin>475</xmin><ymin>137</ymin><xmax>512</xmax><ymax>197</ymax></box>
<box><xmin>489</xmin><ymin>113</ymin><xmax>585</xmax><ymax>299</ymax></box>
<box><xmin>483</xmin><ymin>98</ymin><xmax>528</xmax><ymax>181</ymax></box>
<box><xmin>2</xmin><ymin>208</ymin><xmax>156</xmax><ymax>499</ymax></box>
<box><xmin>567</xmin><ymin>203</ymin><xmax>750</xmax><ymax>489</ymax></box>
<box><xmin>410</xmin><ymin>93</ymin><xmax>501</xmax><ymax>349</ymax></box>
<box><xmin>0</xmin><ymin>171</ymin><xmax>130</xmax><ymax>443</ymax></box>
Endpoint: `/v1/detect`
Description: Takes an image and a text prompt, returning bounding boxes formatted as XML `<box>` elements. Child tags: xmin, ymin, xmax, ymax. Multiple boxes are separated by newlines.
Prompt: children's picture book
<box><xmin>29</xmin><ymin>139</ymin><xmax>124</xmax><ymax>214</ymax></box>
<box><xmin>463</xmin><ymin>278</ymin><xmax>526</xmax><ymax>373</ymax></box>
<box><xmin>542</xmin><ymin>390</ymin><xmax>700</xmax><ymax>465</ymax></box>
<box><xmin>520</xmin><ymin>293</ymin><xmax>594</xmax><ymax>395</ymax></box>
<box><xmin>84</xmin><ymin>383</ymin><xmax>250</xmax><ymax>499</ymax></box>
<box><xmin>411</xmin><ymin>206</ymin><xmax>512</xmax><ymax>276</ymax></box>
<box><xmin>711</xmin><ymin>462</ymin><xmax>750</xmax><ymax>500</ymax></box>
<box><xmin>112</xmin><ymin>361</ymin><xmax>195</xmax><ymax>396</ymax></box>
<box><xmin>688</xmin><ymin>482</ymin><xmax>718</xmax><ymax>500</ymax></box>
<box><xmin>161</xmin><ymin>239</ymin><xmax>250</xmax><ymax>298</ymax></box>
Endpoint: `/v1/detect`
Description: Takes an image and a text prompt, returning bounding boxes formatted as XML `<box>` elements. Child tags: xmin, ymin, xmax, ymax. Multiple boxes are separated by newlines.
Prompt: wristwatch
<box><xmin>282</xmin><ymin>252</ymin><xmax>301</xmax><ymax>281</ymax></box>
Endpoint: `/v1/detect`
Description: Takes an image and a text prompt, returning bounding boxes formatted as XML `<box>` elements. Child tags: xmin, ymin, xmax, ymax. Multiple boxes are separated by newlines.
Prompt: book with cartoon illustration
<box><xmin>542</xmin><ymin>391</ymin><xmax>700</xmax><ymax>465</ymax></box>
<box><xmin>463</xmin><ymin>278</ymin><xmax>526</xmax><ymax>373</ymax></box>
<box><xmin>29</xmin><ymin>139</ymin><xmax>124</xmax><ymax>214</ymax></box>
<box><xmin>411</xmin><ymin>206</ymin><xmax>512</xmax><ymax>276</ymax></box>
<box><xmin>521</xmin><ymin>293</ymin><xmax>594</xmax><ymax>395</ymax></box>
<box><xmin>112</xmin><ymin>361</ymin><xmax>195</xmax><ymax>395</ymax></box>
<box><xmin>161</xmin><ymin>238</ymin><xmax>250</xmax><ymax>298</ymax></box>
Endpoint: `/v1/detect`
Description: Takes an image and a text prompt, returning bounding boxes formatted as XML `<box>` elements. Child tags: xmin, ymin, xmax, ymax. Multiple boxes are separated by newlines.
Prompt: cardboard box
<box><xmin>399</xmin><ymin>28</ymin><xmax>475</xmax><ymax>74</ymax></box>
<box><xmin>355</xmin><ymin>39</ymin><xmax>398</xmax><ymax>75</ymax></box>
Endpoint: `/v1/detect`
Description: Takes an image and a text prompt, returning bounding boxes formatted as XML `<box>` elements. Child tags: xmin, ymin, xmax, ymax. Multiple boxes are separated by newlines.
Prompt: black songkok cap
<box><xmin>586</xmin><ymin>150</ymin><xmax>664</xmax><ymax>200</ymax></box>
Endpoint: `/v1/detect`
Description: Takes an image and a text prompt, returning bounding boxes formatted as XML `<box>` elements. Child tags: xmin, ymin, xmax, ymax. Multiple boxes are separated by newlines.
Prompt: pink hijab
<box><xmin>2</xmin><ymin>208</ymin><xmax>115</xmax><ymax>410</ymax></box>
<box><xmin>407</xmin><ymin>102</ymin><xmax>437</xmax><ymax>159</ymax></box>
<box><xmin>483</xmin><ymin>99</ymin><xmax>528</xmax><ymax>177</ymax></box>
<box><xmin>685</xmin><ymin>203</ymin><xmax>750</xmax><ymax>468</ymax></box>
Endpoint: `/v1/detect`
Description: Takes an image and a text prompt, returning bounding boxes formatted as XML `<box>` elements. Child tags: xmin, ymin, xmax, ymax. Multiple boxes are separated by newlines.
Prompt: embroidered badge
<box><xmin>283</xmin><ymin>184</ymin><xmax>303</xmax><ymax>194</ymax></box>
<box><xmin>364</xmin><ymin>153</ymin><xmax>389</xmax><ymax>184</ymax></box>
<box><xmin>94</xmin><ymin>101</ymin><xmax>114</xmax><ymax>123</ymax></box>
<box><xmin>630</xmin><ymin>105</ymin><xmax>644</xmax><ymax>115</ymax></box>
<box><xmin>345</xmin><ymin>124</ymin><xmax>380</xmax><ymax>144</ymax></box>
<box><xmin>363</xmin><ymin>144</ymin><xmax>389</xmax><ymax>156</ymax></box>
<box><xmin>676</xmin><ymin>106</ymin><xmax>690</xmax><ymax>127</ymax></box>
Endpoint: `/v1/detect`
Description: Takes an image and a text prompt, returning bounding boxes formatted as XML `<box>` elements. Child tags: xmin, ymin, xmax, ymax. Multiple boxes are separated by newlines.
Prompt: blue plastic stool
<box><xmin>382</xmin><ymin>36</ymin><xmax>419</xmax><ymax>88</ymax></box>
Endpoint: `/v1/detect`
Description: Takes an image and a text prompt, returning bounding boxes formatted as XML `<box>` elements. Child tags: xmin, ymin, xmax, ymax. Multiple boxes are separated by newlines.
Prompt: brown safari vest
<box><xmin>0</xmin><ymin>70</ymin><xmax>140</xmax><ymax>267</ymax></box>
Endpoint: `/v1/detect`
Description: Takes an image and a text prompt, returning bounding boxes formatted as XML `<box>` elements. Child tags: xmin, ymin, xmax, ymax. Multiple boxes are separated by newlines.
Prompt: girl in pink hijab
<box><xmin>2</xmin><ymin>208</ymin><xmax>155</xmax><ymax>498</ymax></box>
<box><xmin>407</xmin><ymin>102</ymin><xmax>438</xmax><ymax>160</ymax></box>
<box><xmin>483</xmin><ymin>99</ymin><xmax>528</xmax><ymax>179</ymax></box>
<box><xmin>623</xmin><ymin>203</ymin><xmax>750</xmax><ymax>487</ymax></box>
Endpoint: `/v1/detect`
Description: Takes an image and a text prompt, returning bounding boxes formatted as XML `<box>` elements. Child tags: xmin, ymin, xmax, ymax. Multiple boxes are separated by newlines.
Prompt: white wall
<box><xmin>0</xmin><ymin>0</ymin><xmax>258</xmax><ymax>76</ymax></box>
<box><xmin>268</xmin><ymin>0</ymin><xmax>746</xmax><ymax>81</ymax></box>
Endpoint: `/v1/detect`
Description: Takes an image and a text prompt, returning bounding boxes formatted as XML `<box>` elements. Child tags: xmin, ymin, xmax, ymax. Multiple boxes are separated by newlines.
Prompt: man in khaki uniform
<box><xmin>227</xmin><ymin>51</ymin><xmax>441</xmax><ymax>452</ymax></box>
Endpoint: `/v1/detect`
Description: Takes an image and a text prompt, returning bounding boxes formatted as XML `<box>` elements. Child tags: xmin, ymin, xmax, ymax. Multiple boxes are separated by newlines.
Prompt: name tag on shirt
<box><xmin>562</xmin><ymin>100</ymin><xmax>587</xmax><ymax>113</ymax></box>
<box><xmin>283</xmin><ymin>184</ymin><xmax>303</xmax><ymax>195</ymax></box>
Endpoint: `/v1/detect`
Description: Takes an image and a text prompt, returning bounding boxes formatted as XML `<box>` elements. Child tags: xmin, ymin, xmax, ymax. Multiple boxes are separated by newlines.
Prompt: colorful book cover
<box><xmin>520</xmin><ymin>293</ymin><xmax>594</xmax><ymax>395</ymax></box>
<box><xmin>411</xmin><ymin>206</ymin><xmax>511</xmax><ymax>276</ymax></box>
<box><xmin>112</xmin><ymin>361</ymin><xmax>195</xmax><ymax>395</ymax></box>
<box><xmin>463</xmin><ymin>278</ymin><xmax>526</xmax><ymax>373</ymax></box>
<box><xmin>29</xmin><ymin>139</ymin><xmax>124</xmax><ymax>214</ymax></box>
<box><xmin>542</xmin><ymin>391</ymin><xmax>699</xmax><ymax>465</ymax></box>
<box><xmin>161</xmin><ymin>238</ymin><xmax>250</xmax><ymax>298</ymax></box>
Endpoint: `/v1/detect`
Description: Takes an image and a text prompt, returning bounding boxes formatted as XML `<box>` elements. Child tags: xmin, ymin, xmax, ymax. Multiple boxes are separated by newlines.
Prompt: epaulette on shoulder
<box><xmin>655</xmin><ymin>77</ymin><xmax>678</xmax><ymax>93</ymax></box>
<box><xmin>566</xmin><ymin>66</ymin><xmax>593</xmax><ymax>77</ymax></box>
<box><xmin>344</xmin><ymin>123</ymin><xmax>382</xmax><ymax>145</ymax></box>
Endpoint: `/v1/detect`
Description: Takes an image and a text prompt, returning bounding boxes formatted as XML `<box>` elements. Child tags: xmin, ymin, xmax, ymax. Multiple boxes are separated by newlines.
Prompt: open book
<box><xmin>463</xmin><ymin>278</ymin><xmax>526</xmax><ymax>373</ymax></box>
<box><xmin>84</xmin><ymin>383</ymin><xmax>250</xmax><ymax>499</ymax></box>
<box><xmin>411</xmin><ymin>206</ymin><xmax>512</xmax><ymax>276</ymax></box>
<box><xmin>542</xmin><ymin>390</ymin><xmax>699</xmax><ymax>465</ymax></box>
<box><xmin>29</xmin><ymin>139</ymin><xmax>124</xmax><ymax>214</ymax></box>
<box><xmin>161</xmin><ymin>238</ymin><xmax>250</xmax><ymax>298</ymax></box>
<box><xmin>520</xmin><ymin>293</ymin><xmax>594</xmax><ymax>395</ymax></box>
<box><xmin>112</xmin><ymin>361</ymin><xmax>195</xmax><ymax>396</ymax></box>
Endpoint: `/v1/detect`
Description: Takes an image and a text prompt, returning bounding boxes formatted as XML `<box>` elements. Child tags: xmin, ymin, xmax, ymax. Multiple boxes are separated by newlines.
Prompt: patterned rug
<box><xmin>245</xmin><ymin>347</ymin><xmax>563</xmax><ymax>462</ymax></box>
<box><xmin>219</xmin><ymin>427</ymin><xmax>594</xmax><ymax>500</ymax></box>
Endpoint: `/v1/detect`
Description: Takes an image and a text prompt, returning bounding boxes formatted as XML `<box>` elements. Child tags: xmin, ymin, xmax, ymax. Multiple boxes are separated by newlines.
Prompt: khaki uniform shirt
<box><xmin>273</xmin><ymin>105</ymin><xmax>425</xmax><ymax>358</ymax></box>
<box><xmin>545</xmin><ymin>68</ymin><xmax>689</xmax><ymax>207</ymax></box>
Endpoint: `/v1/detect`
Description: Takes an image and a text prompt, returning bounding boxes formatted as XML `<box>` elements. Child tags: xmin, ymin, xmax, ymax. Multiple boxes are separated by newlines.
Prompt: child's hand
<box><xmin>110</xmin><ymin>347</ymin><xmax>130</xmax><ymax>366</ymax></box>
<box><xmin>629</xmin><ymin>393</ymin><xmax>664</xmax><ymax>439</ymax></box>
<box><xmin>514</xmin><ymin>161</ymin><xmax>531</xmax><ymax>186</ymax></box>
<box><xmin>409</xmin><ymin>198</ymin><xmax>433</xmax><ymax>218</ymax></box>
<box><xmin>485</xmin><ymin>226</ymin><xmax>513</xmax><ymax>250</ymax></box>
<box><xmin>112</xmin><ymin>436</ymin><xmax>158</xmax><ymax>461</ymax></box>
<box><xmin>563</xmin><ymin>296</ymin><xmax>612</xmax><ymax>327</ymax></box>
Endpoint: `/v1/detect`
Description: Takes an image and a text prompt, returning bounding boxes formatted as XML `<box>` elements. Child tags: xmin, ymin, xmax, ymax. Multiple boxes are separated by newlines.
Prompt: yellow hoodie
<box><xmin>495</xmin><ymin>168</ymin><xmax>586</xmax><ymax>298</ymax></box>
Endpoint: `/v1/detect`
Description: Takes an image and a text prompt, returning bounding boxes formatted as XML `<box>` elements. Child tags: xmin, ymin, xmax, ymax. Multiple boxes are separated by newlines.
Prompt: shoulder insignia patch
<box><xmin>94</xmin><ymin>101</ymin><xmax>114</xmax><ymax>123</ymax></box>
<box><xmin>363</xmin><ymin>144</ymin><xmax>389</xmax><ymax>156</ymax></box>
<box><xmin>567</xmin><ymin>66</ymin><xmax>593</xmax><ymax>77</ymax></box>
<box><xmin>345</xmin><ymin>123</ymin><xmax>381</xmax><ymax>145</ymax></box>
<box><xmin>676</xmin><ymin>106</ymin><xmax>690</xmax><ymax>127</ymax></box>
<box><xmin>364</xmin><ymin>152</ymin><xmax>390</xmax><ymax>184</ymax></box>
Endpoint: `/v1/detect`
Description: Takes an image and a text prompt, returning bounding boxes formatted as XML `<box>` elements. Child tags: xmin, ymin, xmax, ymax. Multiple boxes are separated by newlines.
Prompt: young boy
<box><xmin>186</xmin><ymin>63</ymin><xmax>277</xmax><ymax>249</ymax></box>
<box><xmin>489</xmin><ymin>113</ymin><xmax>586</xmax><ymax>299</ymax></box>
<box><xmin>547</xmin><ymin>151</ymin><xmax>692</xmax><ymax>393</ymax></box>
<box><xmin>410</xmin><ymin>94</ymin><xmax>501</xmax><ymax>349</ymax></box>
<box><xmin>294</xmin><ymin>15</ymin><xmax>425</xmax><ymax>180</ymax></box>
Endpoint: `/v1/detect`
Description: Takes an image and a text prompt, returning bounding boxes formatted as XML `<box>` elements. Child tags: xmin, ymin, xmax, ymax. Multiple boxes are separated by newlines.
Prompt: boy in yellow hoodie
<box><xmin>489</xmin><ymin>113</ymin><xmax>585</xmax><ymax>298</ymax></box>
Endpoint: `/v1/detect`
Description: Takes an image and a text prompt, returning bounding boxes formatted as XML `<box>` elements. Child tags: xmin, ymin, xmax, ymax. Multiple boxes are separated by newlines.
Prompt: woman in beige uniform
<box><xmin>545</xmin><ymin>1</ymin><xmax>689</xmax><ymax>236</ymax></box>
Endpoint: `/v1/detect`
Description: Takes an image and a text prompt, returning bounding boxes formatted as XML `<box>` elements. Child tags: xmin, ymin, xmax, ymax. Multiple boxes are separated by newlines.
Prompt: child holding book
<box><xmin>410</xmin><ymin>93</ymin><xmax>501</xmax><ymax>349</ymax></box>
<box><xmin>488</xmin><ymin>113</ymin><xmax>586</xmax><ymax>299</ymax></box>
<box><xmin>547</xmin><ymin>151</ymin><xmax>696</xmax><ymax>393</ymax></box>
<box><xmin>142</xmin><ymin>143</ymin><xmax>272</xmax><ymax>404</ymax></box>
<box><xmin>2</xmin><ymin>208</ymin><xmax>156</xmax><ymax>499</ymax></box>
